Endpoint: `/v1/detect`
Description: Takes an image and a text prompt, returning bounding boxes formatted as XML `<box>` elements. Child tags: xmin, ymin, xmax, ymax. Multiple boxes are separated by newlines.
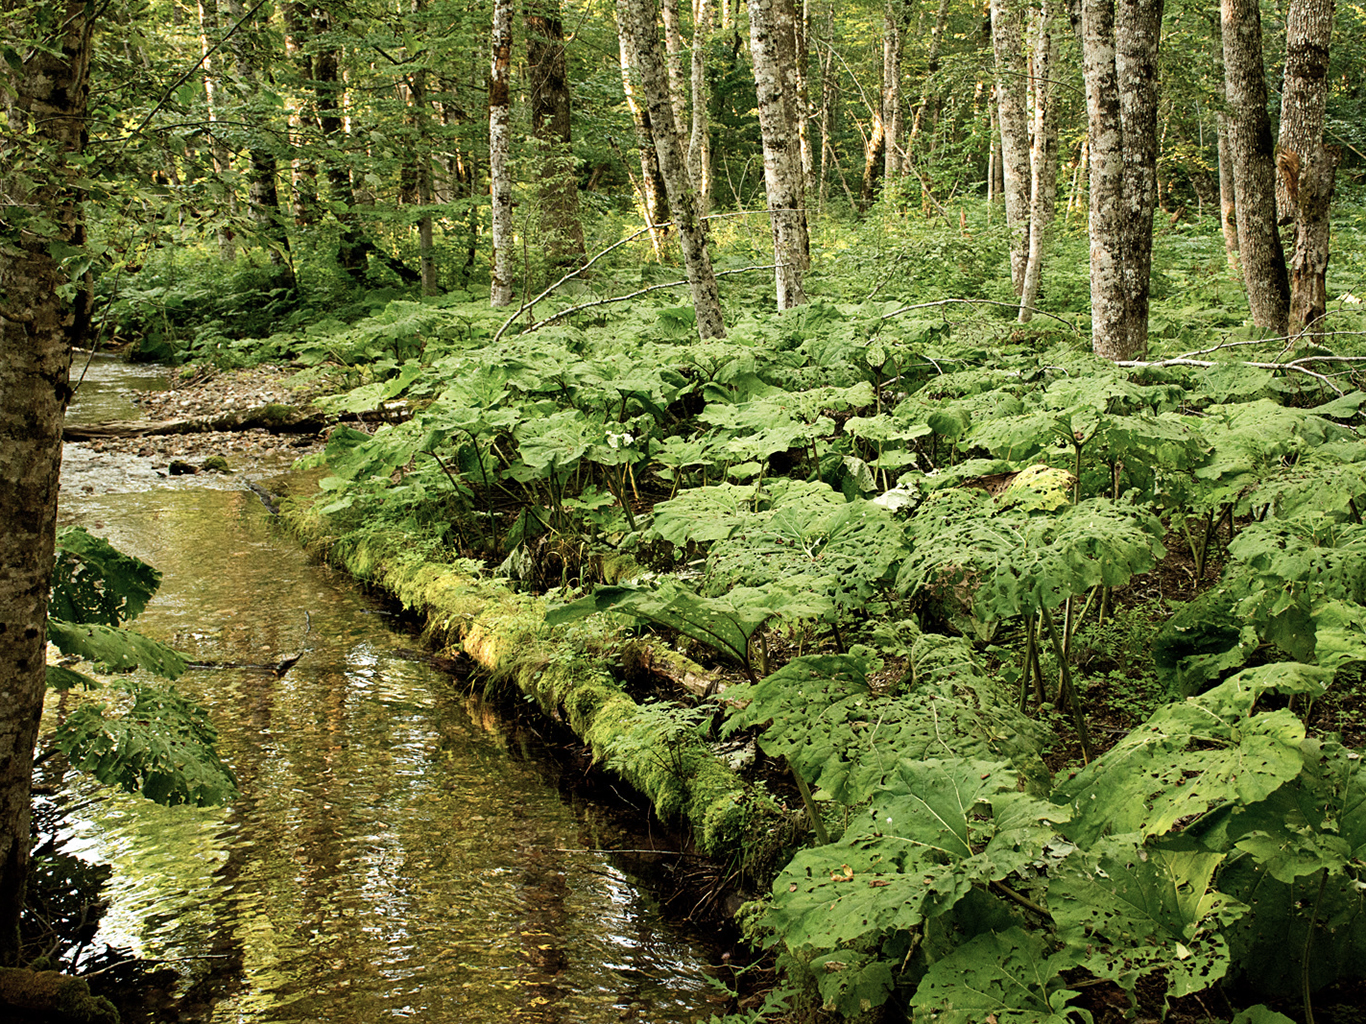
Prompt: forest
<box><xmin>3</xmin><ymin>0</ymin><xmax>1366</xmax><ymax>1020</ymax></box>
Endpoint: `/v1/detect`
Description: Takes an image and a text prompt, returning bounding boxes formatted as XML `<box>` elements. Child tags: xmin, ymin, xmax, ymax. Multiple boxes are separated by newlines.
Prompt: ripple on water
<box><xmin>51</xmin><ymin>478</ymin><xmax>717</xmax><ymax>1023</ymax></box>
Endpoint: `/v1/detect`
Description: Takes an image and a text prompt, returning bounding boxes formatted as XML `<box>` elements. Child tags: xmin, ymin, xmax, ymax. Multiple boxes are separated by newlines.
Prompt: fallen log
<box><xmin>64</xmin><ymin>403</ymin><xmax>326</xmax><ymax>440</ymax></box>
<box><xmin>63</xmin><ymin>401</ymin><xmax>410</xmax><ymax>441</ymax></box>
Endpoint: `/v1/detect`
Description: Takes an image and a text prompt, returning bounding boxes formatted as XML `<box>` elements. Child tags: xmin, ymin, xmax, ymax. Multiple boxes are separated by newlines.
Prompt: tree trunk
<box><xmin>1019</xmin><ymin>0</ymin><xmax>1059</xmax><ymax>321</ymax></box>
<box><xmin>408</xmin><ymin>66</ymin><xmax>439</xmax><ymax>295</ymax></box>
<box><xmin>1079</xmin><ymin>0</ymin><xmax>1164</xmax><ymax>361</ymax></box>
<box><xmin>489</xmin><ymin>0</ymin><xmax>515</xmax><ymax>306</ymax></box>
<box><xmin>197</xmin><ymin>0</ymin><xmax>237</xmax><ymax>259</ymax></box>
<box><xmin>1278</xmin><ymin>0</ymin><xmax>1337</xmax><ymax>338</ymax></box>
<box><xmin>859</xmin><ymin>112</ymin><xmax>886</xmax><ymax>214</ymax></box>
<box><xmin>748</xmin><ymin>0</ymin><xmax>811</xmax><ymax>307</ymax></box>
<box><xmin>816</xmin><ymin>0</ymin><xmax>838</xmax><ymax>213</ymax></box>
<box><xmin>661</xmin><ymin>0</ymin><xmax>690</xmax><ymax>136</ymax></box>
<box><xmin>527</xmin><ymin>0</ymin><xmax>588</xmax><ymax>270</ymax></box>
<box><xmin>1222</xmin><ymin>0</ymin><xmax>1290</xmax><ymax>335</ymax></box>
<box><xmin>688</xmin><ymin>0</ymin><xmax>715</xmax><ymax>210</ymax></box>
<box><xmin>618</xmin><ymin>13</ymin><xmax>671</xmax><ymax>257</ymax></box>
<box><xmin>220</xmin><ymin>0</ymin><xmax>295</xmax><ymax>287</ymax></box>
<box><xmin>793</xmin><ymin>0</ymin><xmax>815</xmax><ymax>194</ymax></box>
<box><xmin>992</xmin><ymin>0</ymin><xmax>1031</xmax><ymax>295</ymax></box>
<box><xmin>1287</xmin><ymin>145</ymin><xmax>1340</xmax><ymax>337</ymax></box>
<box><xmin>909</xmin><ymin>0</ymin><xmax>951</xmax><ymax>156</ymax></box>
<box><xmin>881</xmin><ymin>1</ymin><xmax>904</xmax><ymax>181</ymax></box>
<box><xmin>0</xmin><ymin>0</ymin><xmax>92</xmax><ymax>966</ymax></box>
<box><xmin>618</xmin><ymin>0</ymin><xmax>727</xmax><ymax>338</ymax></box>
<box><xmin>1277</xmin><ymin>0</ymin><xmax>1335</xmax><ymax>224</ymax></box>
<box><xmin>282</xmin><ymin>1</ymin><xmax>318</xmax><ymax>226</ymax></box>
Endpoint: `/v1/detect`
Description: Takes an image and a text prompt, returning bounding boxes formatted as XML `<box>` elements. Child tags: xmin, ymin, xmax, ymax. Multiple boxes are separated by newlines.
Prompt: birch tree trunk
<box><xmin>1079</xmin><ymin>0</ymin><xmax>1164</xmax><ymax>361</ymax></box>
<box><xmin>1278</xmin><ymin>0</ymin><xmax>1337</xmax><ymax>337</ymax></box>
<box><xmin>1217</xmin><ymin>116</ymin><xmax>1240</xmax><ymax>272</ymax></box>
<box><xmin>1019</xmin><ymin>0</ymin><xmax>1059</xmax><ymax>321</ymax></box>
<box><xmin>618</xmin><ymin>16</ymin><xmax>671</xmax><ymax>256</ymax></box>
<box><xmin>793</xmin><ymin>0</ymin><xmax>815</xmax><ymax>193</ymax></box>
<box><xmin>688</xmin><ymin>0</ymin><xmax>714</xmax><ymax>210</ymax></box>
<box><xmin>618</xmin><ymin>0</ymin><xmax>727</xmax><ymax>337</ymax></box>
<box><xmin>1222</xmin><ymin>0</ymin><xmax>1289</xmax><ymax>335</ymax></box>
<box><xmin>881</xmin><ymin>1</ymin><xmax>904</xmax><ymax>181</ymax></box>
<box><xmin>661</xmin><ymin>0</ymin><xmax>689</xmax><ymax>136</ymax></box>
<box><xmin>527</xmin><ymin>0</ymin><xmax>588</xmax><ymax>270</ymax></box>
<box><xmin>991</xmin><ymin>0</ymin><xmax>1031</xmax><ymax>295</ymax></box>
<box><xmin>748</xmin><ymin>0</ymin><xmax>811</xmax><ymax>307</ymax></box>
<box><xmin>0</xmin><ymin>0</ymin><xmax>92</xmax><ymax>964</ymax></box>
<box><xmin>489</xmin><ymin>0</ymin><xmax>514</xmax><ymax>307</ymax></box>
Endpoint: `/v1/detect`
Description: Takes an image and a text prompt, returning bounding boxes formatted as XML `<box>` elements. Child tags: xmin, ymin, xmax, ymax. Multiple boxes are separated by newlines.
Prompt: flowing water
<box><xmin>49</xmin><ymin>358</ymin><xmax>719</xmax><ymax>1023</ymax></box>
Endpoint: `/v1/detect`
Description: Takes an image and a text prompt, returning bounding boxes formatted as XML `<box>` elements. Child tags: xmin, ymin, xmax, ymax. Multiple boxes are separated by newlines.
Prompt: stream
<box><xmin>48</xmin><ymin>356</ymin><xmax>720</xmax><ymax>1023</ymax></box>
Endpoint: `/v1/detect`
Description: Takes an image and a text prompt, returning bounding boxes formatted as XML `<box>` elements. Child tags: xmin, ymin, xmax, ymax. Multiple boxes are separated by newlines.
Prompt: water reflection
<box><xmin>53</xmin><ymin>487</ymin><xmax>715</xmax><ymax>1022</ymax></box>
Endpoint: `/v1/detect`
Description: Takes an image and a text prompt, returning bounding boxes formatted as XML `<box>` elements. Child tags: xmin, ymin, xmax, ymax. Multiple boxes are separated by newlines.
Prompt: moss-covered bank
<box><xmin>280</xmin><ymin>499</ymin><xmax>801</xmax><ymax>885</ymax></box>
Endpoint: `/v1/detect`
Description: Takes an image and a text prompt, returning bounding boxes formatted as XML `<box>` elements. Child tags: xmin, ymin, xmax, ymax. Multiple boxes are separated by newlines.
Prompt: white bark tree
<box><xmin>991</xmin><ymin>0</ymin><xmax>1031</xmax><ymax>295</ymax></box>
<box><xmin>1019</xmin><ymin>0</ymin><xmax>1060</xmax><ymax>321</ymax></box>
<box><xmin>747</xmin><ymin>0</ymin><xmax>811</xmax><ymax>307</ymax></box>
<box><xmin>618</xmin><ymin>11</ymin><xmax>671</xmax><ymax>257</ymax></box>
<box><xmin>618</xmin><ymin>0</ymin><xmax>727</xmax><ymax>337</ymax></box>
<box><xmin>1077</xmin><ymin>0</ymin><xmax>1164</xmax><ymax>361</ymax></box>
<box><xmin>882</xmin><ymin>1</ymin><xmax>904</xmax><ymax>181</ymax></box>
<box><xmin>688</xmin><ymin>0</ymin><xmax>714</xmax><ymax>210</ymax></box>
<box><xmin>489</xmin><ymin>0</ymin><xmax>514</xmax><ymax>306</ymax></box>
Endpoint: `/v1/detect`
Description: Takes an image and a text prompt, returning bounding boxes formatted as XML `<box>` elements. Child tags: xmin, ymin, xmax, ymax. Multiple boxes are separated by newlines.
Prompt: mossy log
<box><xmin>63</xmin><ymin>404</ymin><xmax>327</xmax><ymax>439</ymax></box>
<box><xmin>0</xmin><ymin>967</ymin><xmax>118</xmax><ymax>1023</ymax></box>
<box><xmin>282</xmin><ymin>501</ymin><xmax>799</xmax><ymax>885</ymax></box>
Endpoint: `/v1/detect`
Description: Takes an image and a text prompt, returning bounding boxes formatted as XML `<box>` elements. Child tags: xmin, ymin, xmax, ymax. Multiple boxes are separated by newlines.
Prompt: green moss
<box><xmin>280</xmin><ymin>494</ymin><xmax>791</xmax><ymax>889</ymax></box>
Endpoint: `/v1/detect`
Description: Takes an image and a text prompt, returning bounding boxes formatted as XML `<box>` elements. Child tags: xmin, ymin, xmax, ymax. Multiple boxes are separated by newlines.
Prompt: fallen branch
<box><xmin>1113</xmin><ymin>355</ymin><xmax>1360</xmax><ymax>395</ymax></box>
<box><xmin>62</xmin><ymin>402</ymin><xmax>409</xmax><ymax>441</ymax></box>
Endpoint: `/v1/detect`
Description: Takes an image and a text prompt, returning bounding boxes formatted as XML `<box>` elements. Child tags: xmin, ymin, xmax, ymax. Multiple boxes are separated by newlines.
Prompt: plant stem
<box><xmin>1041</xmin><ymin>605</ymin><xmax>1093</xmax><ymax>764</ymax></box>
<box><xmin>791</xmin><ymin>768</ymin><xmax>830</xmax><ymax>846</ymax></box>
<box><xmin>1302</xmin><ymin>868</ymin><xmax>1327</xmax><ymax>1024</ymax></box>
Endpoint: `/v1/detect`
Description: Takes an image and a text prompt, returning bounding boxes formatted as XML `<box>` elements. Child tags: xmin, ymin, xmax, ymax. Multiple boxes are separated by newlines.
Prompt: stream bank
<box><xmin>48</xmin><ymin>358</ymin><xmax>739</xmax><ymax>1022</ymax></box>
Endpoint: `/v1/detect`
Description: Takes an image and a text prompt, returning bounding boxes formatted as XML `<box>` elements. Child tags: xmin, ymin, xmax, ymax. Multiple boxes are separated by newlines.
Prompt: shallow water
<box><xmin>51</xmin><ymin>368</ymin><xmax>719</xmax><ymax>1023</ymax></box>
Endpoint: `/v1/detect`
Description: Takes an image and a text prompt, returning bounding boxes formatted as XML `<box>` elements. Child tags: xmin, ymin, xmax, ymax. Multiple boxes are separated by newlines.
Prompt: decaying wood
<box><xmin>62</xmin><ymin>402</ymin><xmax>408</xmax><ymax>441</ymax></box>
<box><xmin>622</xmin><ymin>642</ymin><xmax>726</xmax><ymax>698</ymax></box>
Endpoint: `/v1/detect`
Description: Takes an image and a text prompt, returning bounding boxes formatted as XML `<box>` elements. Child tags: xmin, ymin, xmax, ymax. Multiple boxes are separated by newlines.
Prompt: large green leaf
<box><xmin>909</xmin><ymin>927</ymin><xmax>1090</xmax><ymax>1024</ymax></box>
<box><xmin>1051</xmin><ymin>834</ymin><xmax>1247</xmax><ymax>1001</ymax></box>
<box><xmin>1056</xmin><ymin>667</ymin><xmax>1317</xmax><ymax>846</ymax></box>
<box><xmin>51</xmin><ymin>526</ymin><xmax>162</xmax><ymax>626</ymax></box>
<box><xmin>55</xmin><ymin>686</ymin><xmax>238</xmax><ymax>806</ymax></box>
<box><xmin>47</xmin><ymin>620</ymin><xmax>186</xmax><ymax>680</ymax></box>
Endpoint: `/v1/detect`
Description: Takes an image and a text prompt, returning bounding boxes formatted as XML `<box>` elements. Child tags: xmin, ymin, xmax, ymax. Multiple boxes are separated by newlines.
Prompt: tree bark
<box><xmin>619</xmin><ymin>0</ymin><xmax>727</xmax><ymax>338</ymax></box>
<box><xmin>1278</xmin><ymin>0</ymin><xmax>1337</xmax><ymax>337</ymax></box>
<box><xmin>661</xmin><ymin>0</ymin><xmax>690</xmax><ymax>137</ymax></box>
<box><xmin>882</xmin><ymin>1</ymin><xmax>904</xmax><ymax>181</ymax></box>
<box><xmin>527</xmin><ymin>0</ymin><xmax>588</xmax><ymax>270</ymax></box>
<box><xmin>1078</xmin><ymin>0</ymin><xmax>1164</xmax><ymax>361</ymax></box>
<box><xmin>0</xmin><ymin>0</ymin><xmax>93</xmax><ymax>965</ymax></box>
<box><xmin>748</xmin><ymin>0</ymin><xmax>811</xmax><ymax>307</ymax></box>
<box><xmin>489</xmin><ymin>0</ymin><xmax>515</xmax><ymax>306</ymax></box>
<box><xmin>1222</xmin><ymin>0</ymin><xmax>1290</xmax><ymax>335</ymax></box>
<box><xmin>618</xmin><ymin>12</ymin><xmax>671</xmax><ymax>257</ymax></box>
<box><xmin>1019</xmin><ymin>0</ymin><xmax>1059</xmax><ymax>321</ymax></box>
<box><xmin>909</xmin><ymin>0</ymin><xmax>951</xmax><ymax>156</ymax></box>
<box><xmin>1277</xmin><ymin>0</ymin><xmax>1335</xmax><ymax>224</ymax></box>
<box><xmin>688</xmin><ymin>0</ymin><xmax>715</xmax><ymax>210</ymax></box>
<box><xmin>793</xmin><ymin>0</ymin><xmax>815</xmax><ymax>194</ymax></box>
<box><xmin>992</xmin><ymin>0</ymin><xmax>1031</xmax><ymax>294</ymax></box>
<box><xmin>1286</xmin><ymin>145</ymin><xmax>1340</xmax><ymax>337</ymax></box>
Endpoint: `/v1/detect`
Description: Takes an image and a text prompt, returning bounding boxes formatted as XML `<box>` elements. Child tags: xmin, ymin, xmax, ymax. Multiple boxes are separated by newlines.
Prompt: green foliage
<box><xmin>55</xmin><ymin>685</ymin><xmax>239</xmax><ymax>806</ymax></box>
<box><xmin>45</xmin><ymin>529</ymin><xmax>236</xmax><ymax>807</ymax></box>
<box><xmin>51</xmin><ymin>526</ymin><xmax>161</xmax><ymax>626</ymax></box>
